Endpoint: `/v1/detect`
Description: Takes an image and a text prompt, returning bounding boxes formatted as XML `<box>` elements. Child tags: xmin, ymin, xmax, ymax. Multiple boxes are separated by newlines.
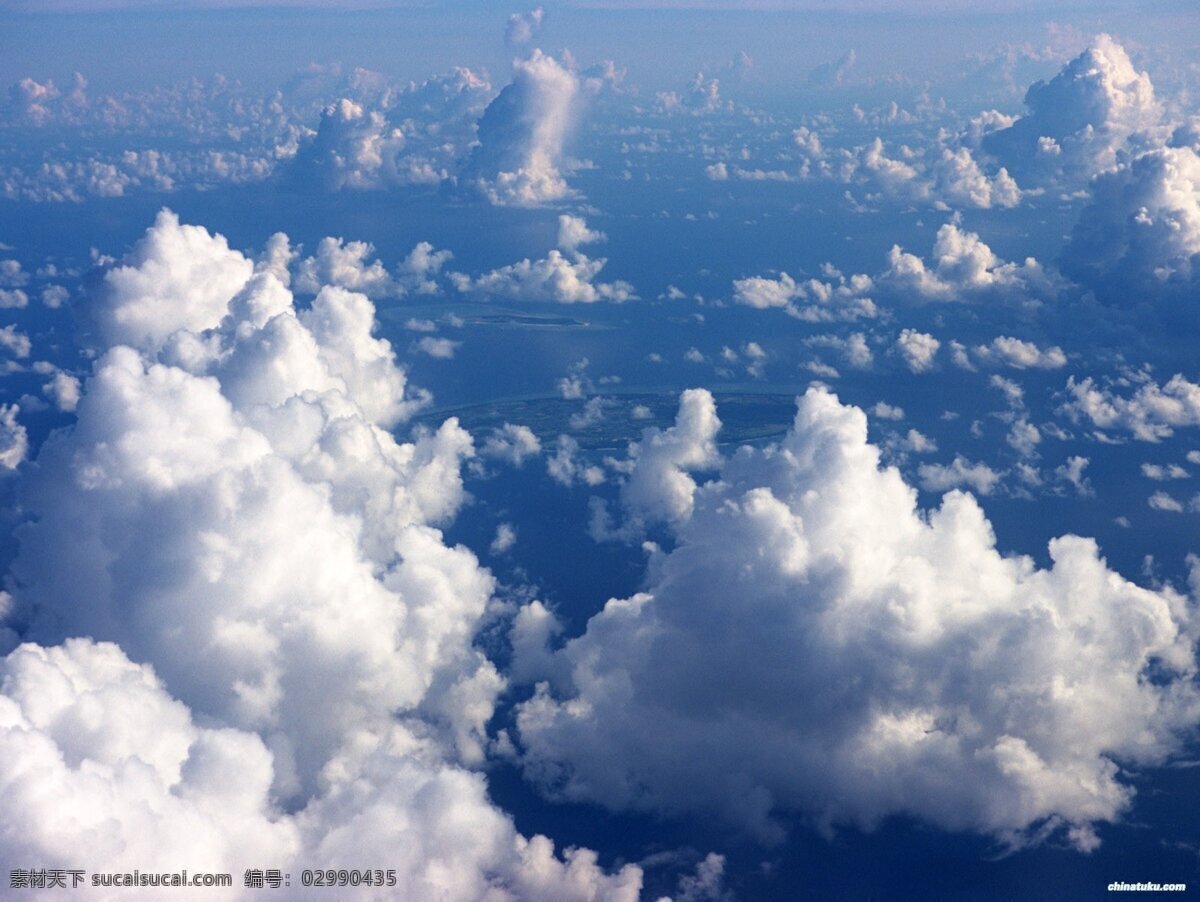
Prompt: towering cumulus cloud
<box><xmin>464</xmin><ymin>50</ymin><xmax>579</xmax><ymax>206</ymax></box>
<box><xmin>982</xmin><ymin>34</ymin><xmax>1161</xmax><ymax>185</ymax></box>
<box><xmin>0</xmin><ymin>210</ymin><xmax>641</xmax><ymax>900</ymax></box>
<box><xmin>516</xmin><ymin>388</ymin><xmax>1200</xmax><ymax>850</ymax></box>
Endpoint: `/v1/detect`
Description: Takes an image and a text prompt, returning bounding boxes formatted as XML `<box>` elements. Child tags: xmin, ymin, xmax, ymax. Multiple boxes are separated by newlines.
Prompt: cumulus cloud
<box><xmin>0</xmin><ymin>210</ymin><xmax>640</xmax><ymax>898</ymax></box>
<box><xmin>971</xmin><ymin>336</ymin><xmax>1067</xmax><ymax>370</ymax></box>
<box><xmin>894</xmin><ymin>329</ymin><xmax>940</xmax><ymax>373</ymax></box>
<box><xmin>881</xmin><ymin>223</ymin><xmax>1059</xmax><ymax>304</ymax></box>
<box><xmin>918</xmin><ymin>454</ymin><xmax>1005</xmax><ymax>495</ymax></box>
<box><xmin>90</xmin><ymin>209</ymin><xmax>255</xmax><ymax>351</ymax></box>
<box><xmin>464</xmin><ymin>50</ymin><xmax>579</xmax><ymax>206</ymax></box>
<box><xmin>805</xmin><ymin>333</ymin><xmax>871</xmax><ymax>370</ymax></box>
<box><xmin>547</xmin><ymin>434</ymin><xmax>604</xmax><ymax>487</ymax></box>
<box><xmin>506</xmin><ymin>6</ymin><xmax>545</xmax><ymax>47</ymax></box>
<box><xmin>614</xmin><ymin>388</ymin><xmax>721</xmax><ymax>527</ymax></box>
<box><xmin>557</xmin><ymin>214</ymin><xmax>605</xmax><ymax>252</ymax></box>
<box><xmin>982</xmin><ymin>34</ymin><xmax>1162</xmax><ymax>185</ymax></box>
<box><xmin>481</xmin><ymin>423</ymin><xmax>542</xmax><ymax>467</ymax></box>
<box><xmin>0</xmin><ymin>404</ymin><xmax>27</xmax><ymax>470</ymax></box>
<box><xmin>835</xmin><ymin>138</ymin><xmax>1020</xmax><ymax>210</ymax></box>
<box><xmin>516</xmin><ymin>388</ymin><xmax>1200</xmax><ymax>851</ymax></box>
<box><xmin>294</xmin><ymin>236</ymin><xmax>399</xmax><ymax>297</ymax></box>
<box><xmin>415</xmin><ymin>336</ymin><xmax>461</xmax><ymax>359</ymax></box>
<box><xmin>0</xmin><ymin>325</ymin><xmax>30</xmax><ymax>359</ymax></box>
<box><xmin>450</xmin><ymin>218</ymin><xmax>634</xmax><ymax>303</ymax></box>
<box><xmin>1062</xmin><ymin>372</ymin><xmax>1200</xmax><ymax>442</ymax></box>
<box><xmin>293</xmin><ymin>98</ymin><xmax>409</xmax><ymax>190</ymax></box>
<box><xmin>732</xmin><ymin>267</ymin><xmax>877</xmax><ymax>322</ymax></box>
<box><xmin>42</xmin><ymin>371</ymin><xmax>81</xmax><ymax>411</ymax></box>
<box><xmin>1059</xmin><ymin>144</ymin><xmax>1200</xmax><ymax>302</ymax></box>
<box><xmin>290</xmin><ymin>69</ymin><xmax>493</xmax><ymax>192</ymax></box>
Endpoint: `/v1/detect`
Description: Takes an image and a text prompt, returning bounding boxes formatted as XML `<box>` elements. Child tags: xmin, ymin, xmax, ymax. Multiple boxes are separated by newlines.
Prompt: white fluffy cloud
<box><xmin>918</xmin><ymin>454</ymin><xmax>1005</xmax><ymax>495</ymax></box>
<box><xmin>881</xmin><ymin>223</ymin><xmax>1059</xmax><ymax>304</ymax></box>
<box><xmin>465</xmin><ymin>50</ymin><xmax>579</xmax><ymax>206</ymax></box>
<box><xmin>516</xmin><ymin>388</ymin><xmax>1199</xmax><ymax>850</ymax></box>
<box><xmin>732</xmin><ymin>268</ymin><xmax>877</xmax><ymax>322</ymax></box>
<box><xmin>1062</xmin><ymin>372</ymin><xmax>1200</xmax><ymax>442</ymax></box>
<box><xmin>616</xmin><ymin>388</ymin><xmax>721</xmax><ymax>526</ymax></box>
<box><xmin>982</xmin><ymin>34</ymin><xmax>1162</xmax><ymax>185</ymax></box>
<box><xmin>91</xmin><ymin>209</ymin><xmax>254</xmax><ymax>351</ymax></box>
<box><xmin>482</xmin><ymin>423</ymin><xmax>543</xmax><ymax>467</ymax></box>
<box><xmin>557</xmin><ymin>214</ymin><xmax>605</xmax><ymax>252</ymax></box>
<box><xmin>291</xmin><ymin>69</ymin><xmax>493</xmax><ymax>192</ymax></box>
<box><xmin>451</xmin><ymin>218</ymin><xmax>634</xmax><ymax>303</ymax></box>
<box><xmin>894</xmin><ymin>329</ymin><xmax>940</xmax><ymax>373</ymax></box>
<box><xmin>1060</xmin><ymin>144</ymin><xmax>1200</xmax><ymax>301</ymax></box>
<box><xmin>834</xmin><ymin>137</ymin><xmax>1020</xmax><ymax>210</ymax></box>
<box><xmin>294</xmin><ymin>98</ymin><xmax>410</xmax><ymax>190</ymax></box>
<box><xmin>0</xmin><ymin>211</ymin><xmax>641</xmax><ymax>899</ymax></box>
<box><xmin>971</xmin><ymin>336</ymin><xmax>1067</xmax><ymax>370</ymax></box>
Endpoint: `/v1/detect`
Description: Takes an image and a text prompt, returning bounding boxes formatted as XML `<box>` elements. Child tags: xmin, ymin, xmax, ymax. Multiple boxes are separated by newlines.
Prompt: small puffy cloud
<box><xmin>490</xmin><ymin>523</ymin><xmax>518</xmax><ymax>555</ymax></box>
<box><xmin>872</xmin><ymin>401</ymin><xmax>904</xmax><ymax>420</ymax></box>
<box><xmin>42</xmin><ymin>371</ymin><xmax>81</xmax><ymax>412</ymax></box>
<box><xmin>505</xmin><ymin>6</ymin><xmax>545</xmax><ymax>47</ymax></box>
<box><xmin>990</xmin><ymin>374</ymin><xmax>1025</xmax><ymax>410</ymax></box>
<box><xmin>569</xmin><ymin>396</ymin><xmax>610</xmax><ymax>430</ymax></box>
<box><xmin>557</xmin><ymin>214</ymin><xmax>605</xmax><ymax>252</ymax></box>
<box><xmin>806</xmin><ymin>333</ymin><xmax>871</xmax><ymax>370</ymax></box>
<box><xmin>1056</xmin><ymin>455</ymin><xmax>1094</xmax><ymax>496</ymax></box>
<box><xmin>0</xmin><ymin>259</ymin><xmax>28</xmax><ymax>288</ymax></box>
<box><xmin>0</xmin><ymin>289</ymin><xmax>28</xmax><ymax>309</ymax></box>
<box><xmin>465</xmin><ymin>50</ymin><xmax>579</xmax><ymax>206</ymax></box>
<box><xmin>40</xmin><ymin>285</ymin><xmax>69</xmax><ymax>308</ymax></box>
<box><xmin>415</xmin><ymin>336</ymin><xmax>461</xmax><ymax>359</ymax></box>
<box><xmin>451</xmin><ymin>231</ymin><xmax>634</xmax><ymax>304</ymax></box>
<box><xmin>481</xmin><ymin>423</ymin><xmax>542</xmax><ymax>467</ymax></box>
<box><xmin>836</xmin><ymin>138</ymin><xmax>1019</xmax><ymax>210</ymax></box>
<box><xmin>1062</xmin><ymin>372</ymin><xmax>1200</xmax><ymax>442</ymax></box>
<box><xmin>932</xmin><ymin>147</ymin><xmax>1021</xmax><ymax>209</ymax></box>
<box><xmin>732</xmin><ymin>269</ymin><xmax>876</xmax><ymax>322</ymax></box>
<box><xmin>617</xmin><ymin>388</ymin><xmax>721</xmax><ymax>525</ymax></box>
<box><xmin>1141</xmin><ymin>463</ymin><xmax>1189</xmax><ymax>481</ymax></box>
<box><xmin>894</xmin><ymin>329</ymin><xmax>940</xmax><ymax>373</ymax></box>
<box><xmin>0</xmin><ymin>325</ymin><xmax>30</xmax><ymax>359</ymax></box>
<box><xmin>1006</xmin><ymin>418</ymin><xmax>1042</xmax><ymax>459</ymax></box>
<box><xmin>881</xmin><ymin>224</ymin><xmax>1058</xmax><ymax>304</ymax></box>
<box><xmin>1148</xmin><ymin>491</ymin><xmax>1184</xmax><ymax>513</ymax></box>
<box><xmin>972</xmin><ymin>337</ymin><xmax>1067</xmax><ymax>370</ymax></box>
<box><xmin>294</xmin><ymin>236</ymin><xmax>396</xmax><ymax>297</ymax></box>
<box><xmin>657</xmin><ymin>72</ymin><xmax>725</xmax><ymax>116</ymax></box>
<box><xmin>897</xmin><ymin>428</ymin><xmax>937</xmax><ymax>454</ymax></box>
<box><xmin>547</xmin><ymin>434</ymin><xmax>604</xmax><ymax>487</ymax></box>
<box><xmin>919</xmin><ymin>454</ymin><xmax>1004</xmax><ymax>495</ymax></box>
<box><xmin>516</xmin><ymin>388</ymin><xmax>1199</xmax><ymax>849</ymax></box>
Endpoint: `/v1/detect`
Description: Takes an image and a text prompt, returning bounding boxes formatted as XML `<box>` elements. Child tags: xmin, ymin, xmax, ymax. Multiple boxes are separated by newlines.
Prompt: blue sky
<box><xmin>1</xmin><ymin>3</ymin><xmax>1200</xmax><ymax>900</ymax></box>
